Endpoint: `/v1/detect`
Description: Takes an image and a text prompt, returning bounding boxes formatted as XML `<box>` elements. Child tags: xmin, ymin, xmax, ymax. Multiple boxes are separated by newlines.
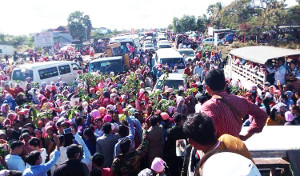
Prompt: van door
<box><xmin>71</xmin><ymin>63</ymin><xmax>81</xmax><ymax>78</ymax></box>
<box><xmin>58</xmin><ymin>64</ymin><xmax>72</xmax><ymax>83</ymax></box>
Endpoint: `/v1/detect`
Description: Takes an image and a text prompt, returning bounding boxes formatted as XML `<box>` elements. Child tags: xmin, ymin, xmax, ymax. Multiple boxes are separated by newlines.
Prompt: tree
<box><xmin>179</xmin><ymin>15</ymin><xmax>197</xmax><ymax>32</ymax></box>
<box><xmin>172</xmin><ymin>15</ymin><xmax>197</xmax><ymax>33</ymax></box>
<box><xmin>67</xmin><ymin>11</ymin><xmax>92</xmax><ymax>41</ymax></box>
<box><xmin>196</xmin><ymin>16</ymin><xmax>206</xmax><ymax>32</ymax></box>
<box><xmin>172</xmin><ymin>17</ymin><xmax>181</xmax><ymax>32</ymax></box>
<box><xmin>207</xmin><ymin>2</ymin><xmax>223</xmax><ymax>28</ymax></box>
<box><xmin>286</xmin><ymin>4</ymin><xmax>300</xmax><ymax>25</ymax></box>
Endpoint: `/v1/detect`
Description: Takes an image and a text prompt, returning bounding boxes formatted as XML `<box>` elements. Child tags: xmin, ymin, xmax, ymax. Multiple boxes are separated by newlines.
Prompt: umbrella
<box><xmin>60</xmin><ymin>45</ymin><xmax>75</xmax><ymax>51</ymax></box>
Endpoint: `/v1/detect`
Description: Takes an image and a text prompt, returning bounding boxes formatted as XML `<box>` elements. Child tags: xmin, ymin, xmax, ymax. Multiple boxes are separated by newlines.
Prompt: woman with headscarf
<box><xmin>0</xmin><ymin>104</ymin><xmax>9</xmax><ymax>117</ymax></box>
<box><xmin>176</xmin><ymin>96</ymin><xmax>187</xmax><ymax>115</ymax></box>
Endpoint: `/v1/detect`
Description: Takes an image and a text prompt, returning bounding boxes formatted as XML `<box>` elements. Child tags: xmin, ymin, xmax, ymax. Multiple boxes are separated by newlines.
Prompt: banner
<box><xmin>34</xmin><ymin>32</ymin><xmax>54</xmax><ymax>48</ymax></box>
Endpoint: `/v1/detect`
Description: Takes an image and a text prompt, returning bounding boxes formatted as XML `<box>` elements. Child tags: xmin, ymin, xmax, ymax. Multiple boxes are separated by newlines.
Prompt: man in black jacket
<box><xmin>53</xmin><ymin>144</ymin><xmax>89</xmax><ymax>176</ymax></box>
<box><xmin>164</xmin><ymin>113</ymin><xmax>187</xmax><ymax>176</ymax></box>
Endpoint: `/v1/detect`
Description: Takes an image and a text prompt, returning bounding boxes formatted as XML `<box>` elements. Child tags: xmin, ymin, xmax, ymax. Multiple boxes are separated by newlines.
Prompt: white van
<box><xmin>11</xmin><ymin>61</ymin><xmax>82</xmax><ymax>88</ymax></box>
<box><xmin>153</xmin><ymin>73</ymin><xmax>186</xmax><ymax>91</ymax></box>
<box><xmin>154</xmin><ymin>48</ymin><xmax>185</xmax><ymax>73</ymax></box>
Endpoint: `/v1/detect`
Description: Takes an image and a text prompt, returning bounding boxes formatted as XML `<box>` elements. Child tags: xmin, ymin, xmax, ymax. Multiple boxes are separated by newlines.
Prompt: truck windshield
<box><xmin>12</xmin><ymin>69</ymin><xmax>33</xmax><ymax>81</ymax></box>
<box><xmin>160</xmin><ymin>58</ymin><xmax>185</xmax><ymax>69</ymax></box>
<box><xmin>178</xmin><ymin>51</ymin><xmax>195</xmax><ymax>57</ymax></box>
<box><xmin>156</xmin><ymin>80</ymin><xmax>184</xmax><ymax>90</ymax></box>
<box><xmin>111</xmin><ymin>42</ymin><xmax>134</xmax><ymax>56</ymax></box>
<box><xmin>89</xmin><ymin>60</ymin><xmax>123</xmax><ymax>73</ymax></box>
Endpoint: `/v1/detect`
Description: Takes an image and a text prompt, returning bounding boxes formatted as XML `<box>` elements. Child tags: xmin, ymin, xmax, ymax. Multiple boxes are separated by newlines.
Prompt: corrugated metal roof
<box><xmin>229</xmin><ymin>46</ymin><xmax>300</xmax><ymax>64</ymax></box>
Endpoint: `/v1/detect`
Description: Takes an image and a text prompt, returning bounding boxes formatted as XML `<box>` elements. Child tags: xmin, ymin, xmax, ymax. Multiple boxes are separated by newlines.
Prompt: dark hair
<box><xmin>262</xmin><ymin>99</ymin><xmax>271</xmax><ymax>115</ymax></box>
<box><xmin>83</xmin><ymin>127</ymin><xmax>96</xmax><ymax>145</ymax></box>
<box><xmin>24</xmin><ymin>123</ymin><xmax>35</xmax><ymax>129</ymax></box>
<box><xmin>205</xmin><ymin>69</ymin><xmax>226</xmax><ymax>91</ymax></box>
<box><xmin>92</xmin><ymin>153</ymin><xmax>104</xmax><ymax>167</ymax></box>
<box><xmin>90</xmin><ymin>168</ymin><xmax>102</xmax><ymax>176</ymax></box>
<box><xmin>173</xmin><ymin>113</ymin><xmax>186</xmax><ymax>124</ymax></box>
<box><xmin>102</xmin><ymin>122</ymin><xmax>112</xmax><ymax>134</ymax></box>
<box><xmin>183</xmin><ymin>113</ymin><xmax>217</xmax><ymax>145</ymax></box>
<box><xmin>21</xmin><ymin>128</ymin><xmax>30</xmax><ymax>134</ymax></box>
<box><xmin>118</xmin><ymin>125</ymin><xmax>129</xmax><ymax>138</ymax></box>
<box><xmin>150</xmin><ymin>115</ymin><xmax>159</xmax><ymax>126</ymax></box>
<box><xmin>67</xmin><ymin>144</ymin><xmax>81</xmax><ymax>159</ymax></box>
<box><xmin>270</xmin><ymin>108</ymin><xmax>277</xmax><ymax>120</ymax></box>
<box><xmin>119</xmin><ymin>138</ymin><xmax>131</xmax><ymax>154</ymax></box>
<box><xmin>280</xmin><ymin>94</ymin><xmax>288</xmax><ymax>101</ymax></box>
<box><xmin>198</xmin><ymin>94</ymin><xmax>210</xmax><ymax>104</ymax></box>
<box><xmin>75</xmin><ymin>117</ymin><xmax>84</xmax><ymax>126</ymax></box>
<box><xmin>10</xmin><ymin>140</ymin><xmax>23</xmax><ymax>150</ymax></box>
<box><xmin>25</xmin><ymin>151</ymin><xmax>40</xmax><ymax>165</ymax></box>
<box><xmin>291</xmin><ymin>105</ymin><xmax>300</xmax><ymax>115</ymax></box>
<box><xmin>58</xmin><ymin>135</ymin><xmax>65</xmax><ymax>145</ymax></box>
<box><xmin>13</xmin><ymin>120</ymin><xmax>21</xmax><ymax>125</ymax></box>
<box><xmin>28</xmin><ymin>137</ymin><xmax>41</xmax><ymax>147</ymax></box>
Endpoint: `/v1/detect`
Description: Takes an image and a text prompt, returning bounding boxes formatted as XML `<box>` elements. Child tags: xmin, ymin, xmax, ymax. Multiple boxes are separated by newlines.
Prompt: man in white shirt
<box><xmin>274</xmin><ymin>59</ymin><xmax>286</xmax><ymax>85</ymax></box>
<box><xmin>193</xmin><ymin>62</ymin><xmax>203</xmax><ymax>78</ymax></box>
<box><xmin>5</xmin><ymin>140</ymin><xmax>26</xmax><ymax>172</ymax></box>
<box><xmin>29</xmin><ymin>138</ymin><xmax>48</xmax><ymax>164</ymax></box>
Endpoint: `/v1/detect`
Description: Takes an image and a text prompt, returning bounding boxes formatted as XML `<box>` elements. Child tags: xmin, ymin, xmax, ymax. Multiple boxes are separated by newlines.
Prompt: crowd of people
<box><xmin>0</xmin><ymin>36</ymin><xmax>299</xmax><ymax>176</ymax></box>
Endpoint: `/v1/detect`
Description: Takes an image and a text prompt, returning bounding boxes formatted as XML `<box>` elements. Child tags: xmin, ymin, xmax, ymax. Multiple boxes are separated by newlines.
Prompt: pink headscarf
<box><xmin>285</xmin><ymin>111</ymin><xmax>295</xmax><ymax>122</ymax></box>
<box><xmin>151</xmin><ymin>157</ymin><xmax>166</xmax><ymax>173</ymax></box>
<box><xmin>90</xmin><ymin>109</ymin><xmax>100</xmax><ymax>118</ymax></box>
<box><xmin>0</xmin><ymin>104</ymin><xmax>8</xmax><ymax>113</ymax></box>
<box><xmin>103</xmin><ymin>114</ymin><xmax>112</xmax><ymax>123</ymax></box>
<box><xmin>176</xmin><ymin>96</ymin><xmax>184</xmax><ymax>106</ymax></box>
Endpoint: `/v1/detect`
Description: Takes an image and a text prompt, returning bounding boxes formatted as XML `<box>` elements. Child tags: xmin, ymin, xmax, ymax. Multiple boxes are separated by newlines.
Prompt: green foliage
<box><xmin>172</xmin><ymin>15</ymin><xmax>197</xmax><ymax>33</ymax></box>
<box><xmin>67</xmin><ymin>109</ymin><xmax>75</xmax><ymax>119</ymax></box>
<box><xmin>184</xmin><ymin>88</ymin><xmax>198</xmax><ymax>96</ymax></box>
<box><xmin>0</xmin><ymin>34</ymin><xmax>34</xmax><ymax>49</ymax></box>
<box><xmin>156</xmin><ymin>99</ymin><xmax>175</xmax><ymax>112</ymax></box>
<box><xmin>207</xmin><ymin>2</ymin><xmax>223</xmax><ymax>28</ymax></box>
<box><xmin>68</xmin><ymin>11</ymin><xmax>92</xmax><ymax>41</ymax></box>
<box><xmin>28</xmin><ymin>107</ymin><xmax>39</xmax><ymax>127</ymax></box>
<box><xmin>286</xmin><ymin>5</ymin><xmax>300</xmax><ymax>25</ymax></box>
<box><xmin>119</xmin><ymin>72</ymin><xmax>140</xmax><ymax>100</ymax></box>
<box><xmin>217</xmin><ymin>0</ymin><xmax>288</xmax><ymax>35</ymax></box>
<box><xmin>91</xmin><ymin>29</ymin><xmax>119</xmax><ymax>40</ymax></box>
<box><xmin>196</xmin><ymin>16</ymin><xmax>207</xmax><ymax>33</ymax></box>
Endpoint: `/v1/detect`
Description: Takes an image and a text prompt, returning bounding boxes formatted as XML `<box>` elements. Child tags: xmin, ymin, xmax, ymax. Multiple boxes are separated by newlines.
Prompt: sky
<box><xmin>0</xmin><ymin>0</ymin><xmax>298</xmax><ymax>35</ymax></box>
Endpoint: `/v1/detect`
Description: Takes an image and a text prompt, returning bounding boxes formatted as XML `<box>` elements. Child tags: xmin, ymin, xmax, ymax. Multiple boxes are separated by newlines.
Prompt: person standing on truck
<box><xmin>274</xmin><ymin>58</ymin><xmax>287</xmax><ymax>85</ymax></box>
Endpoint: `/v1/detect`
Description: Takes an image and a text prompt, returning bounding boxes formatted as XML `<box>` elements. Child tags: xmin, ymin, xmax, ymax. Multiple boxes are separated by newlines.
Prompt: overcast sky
<box><xmin>0</xmin><ymin>0</ymin><xmax>298</xmax><ymax>35</ymax></box>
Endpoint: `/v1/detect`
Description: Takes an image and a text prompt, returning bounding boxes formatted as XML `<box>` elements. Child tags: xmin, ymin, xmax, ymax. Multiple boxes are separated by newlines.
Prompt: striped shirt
<box><xmin>200</xmin><ymin>92</ymin><xmax>267</xmax><ymax>138</ymax></box>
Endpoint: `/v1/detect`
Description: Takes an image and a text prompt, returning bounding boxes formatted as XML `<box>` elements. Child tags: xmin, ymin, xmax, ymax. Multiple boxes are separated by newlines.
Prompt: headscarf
<box><xmin>0</xmin><ymin>104</ymin><xmax>8</xmax><ymax>113</ymax></box>
<box><xmin>90</xmin><ymin>109</ymin><xmax>100</xmax><ymax>118</ymax></box>
<box><xmin>176</xmin><ymin>96</ymin><xmax>184</xmax><ymax>106</ymax></box>
<box><xmin>285</xmin><ymin>111</ymin><xmax>295</xmax><ymax>122</ymax></box>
